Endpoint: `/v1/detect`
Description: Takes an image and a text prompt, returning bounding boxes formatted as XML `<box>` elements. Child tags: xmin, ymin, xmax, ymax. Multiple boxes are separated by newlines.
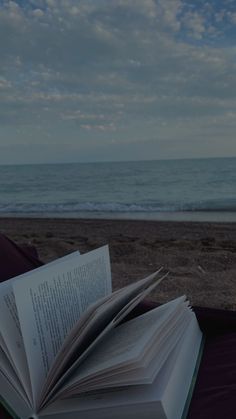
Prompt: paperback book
<box><xmin>0</xmin><ymin>245</ymin><xmax>203</xmax><ymax>419</ymax></box>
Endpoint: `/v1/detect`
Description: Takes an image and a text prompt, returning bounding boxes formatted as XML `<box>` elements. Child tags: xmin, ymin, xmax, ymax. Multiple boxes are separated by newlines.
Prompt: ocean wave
<box><xmin>0</xmin><ymin>199</ymin><xmax>236</xmax><ymax>214</ymax></box>
<box><xmin>0</xmin><ymin>202</ymin><xmax>164</xmax><ymax>213</ymax></box>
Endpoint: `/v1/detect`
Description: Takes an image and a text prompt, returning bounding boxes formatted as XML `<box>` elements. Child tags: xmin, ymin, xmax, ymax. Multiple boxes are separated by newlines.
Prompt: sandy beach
<box><xmin>0</xmin><ymin>217</ymin><xmax>236</xmax><ymax>310</ymax></box>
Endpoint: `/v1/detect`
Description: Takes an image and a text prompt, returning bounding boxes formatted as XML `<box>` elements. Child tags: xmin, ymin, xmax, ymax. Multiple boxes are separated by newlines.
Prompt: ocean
<box><xmin>0</xmin><ymin>157</ymin><xmax>236</xmax><ymax>222</ymax></box>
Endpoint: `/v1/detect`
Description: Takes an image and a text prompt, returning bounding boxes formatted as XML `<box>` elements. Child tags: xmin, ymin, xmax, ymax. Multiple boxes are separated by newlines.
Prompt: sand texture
<box><xmin>0</xmin><ymin>217</ymin><xmax>236</xmax><ymax>310</ymax></box>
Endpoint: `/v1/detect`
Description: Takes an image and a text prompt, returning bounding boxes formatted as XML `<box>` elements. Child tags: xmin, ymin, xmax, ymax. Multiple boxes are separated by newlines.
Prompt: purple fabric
<box><xmin>187</xmin><ymin>306</ymin><xmax>236</xmax><ymax>419</ymax></box>
<box><xmin>136</xmin><ymin>301</ymin><xmax>236</xmax><ymax>419</ymax></box>
<box><xmin>0</xmin><ymin>234</ymin><xmax>43</xmax><ymax>419</ymax></box>
<box><xmin>0</xmin><ymin>236</ymin><xmax>236</xmax><ymax>418</ymax></box>
<box><xmin>187</xmin><ymin>331</ymin><xmax>236</xmax><ymax>418</ymax></box>
<box><xmin>0</xmin><ymin>234</ymin><xmax>43</xmax><ymax>282</ymax></box>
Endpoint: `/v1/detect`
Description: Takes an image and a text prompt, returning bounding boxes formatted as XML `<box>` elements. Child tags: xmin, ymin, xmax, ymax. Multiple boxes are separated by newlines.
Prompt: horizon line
<box><xmin>0</xmin><ymin>155</ymin><xmax>236</xmax><ymax>167</ymax></box>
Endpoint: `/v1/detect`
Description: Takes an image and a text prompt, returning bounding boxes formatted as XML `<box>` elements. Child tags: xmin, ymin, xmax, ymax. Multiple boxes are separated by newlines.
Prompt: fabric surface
<box><xmin>0</xmin><ymin>235</ymin><xmax>235</xmax><ymax>419</ymax></box>
<box><xmin>0</xmin><ymin>234</ymin><xmax>43</xmax><ymax>418</ymax></box>
<box><xmin>0</xmin><ymin>234</ymin><xmax>43</xmax><ymax>282</ymax></box>
<box><xmin>137</xmin><ymin>301</ymin><xmax>236</xmax><ymax>419</ymax></box>
<box><xmin>187</xmin><ymin>331</ymin><xmax>236</xmax><ymax>418</ymax></box>
<box><xmin>186</xmin><ymin>306</ymin><xmax>236</xmax><ymax>419</ymax></box>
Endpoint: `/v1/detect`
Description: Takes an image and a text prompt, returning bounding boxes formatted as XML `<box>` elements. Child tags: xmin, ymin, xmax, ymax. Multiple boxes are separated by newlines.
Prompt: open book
<box><xmin>0</xmin><ymin>245</ymin><xmax>203</xmax><ymax>419</ymax></box>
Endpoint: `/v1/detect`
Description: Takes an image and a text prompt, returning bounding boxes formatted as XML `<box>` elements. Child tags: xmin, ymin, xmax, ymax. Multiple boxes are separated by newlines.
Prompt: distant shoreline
<box><xmin>1</xmin><ymin>217</ymin><xmax>236</xmax><ymax>311</ymax></box>
<box><xmin>1</xmin><ymin>210</ymin><xmax>236</xmax><ymax>222</ymax></box>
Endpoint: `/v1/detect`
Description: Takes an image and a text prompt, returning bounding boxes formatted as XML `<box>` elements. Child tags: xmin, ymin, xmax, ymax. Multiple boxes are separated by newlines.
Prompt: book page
<box><xmin>51</xmin><ymin>279</ymin><xmax>171</xmax><ymax>387</ymax></box>
<box><xmin>0</xmin><ymin>280</ymin><xmax>33</xmax><ymax>401</ymax></box>
<box><xmin>42</xmin><ymin>269</ymin><xmax>166</xmax><ymax>407</ymax></box>
<box><xmin>0</xmin><ymin>345</ymin><xmax>30</xmax><ymax>406</ymax></box>
<box><xmin>13</xmin><ymin>245</ymin><xmax>111</xmax><ymax>407</ymax></box>
<box><xmin>72</xmin><ymin>309</ymin><xmax>191</xmax><ymax>393</ymax></box>
<box><xmin>59</xmin><ymin>297</ymin><xmax>188</xmax><ymax>393</ymax></box>
<box><xmin>0</xmin><ymin>250</ymin><xmax>81</xmax><ymax>405</ymax></box>
<box><xmin>40</xmin><ymin>315</ymin><xmax>201</xmax><ymax>419</ymax></box>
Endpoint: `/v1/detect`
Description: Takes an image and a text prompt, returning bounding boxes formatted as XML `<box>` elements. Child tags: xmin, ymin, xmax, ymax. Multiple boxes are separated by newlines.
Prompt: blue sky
<box><xmin>1</xmin><ymin>0</ymin><xmax>236</xmax><ymax>164</ymax></box>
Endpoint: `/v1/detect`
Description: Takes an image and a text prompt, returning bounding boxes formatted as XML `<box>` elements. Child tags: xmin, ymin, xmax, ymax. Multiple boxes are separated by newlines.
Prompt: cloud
<box><xmin>0</xmin><ymin>77</ymin><xmax>11</xmax><ymax>89</ymax></box>
<box><xmin>0</xmin><ymin>0</ymin><xmax>236</xmax><ymax>162</ymax></box>
<box><xmin>182</xmin><ymin>11</ymin><xmax>206</xmax><ymax>39</ymax></box>
<box><xmin>31</xmin><ymin>8</ymin><xmax>44</xmax><ymax>17</ymax></box>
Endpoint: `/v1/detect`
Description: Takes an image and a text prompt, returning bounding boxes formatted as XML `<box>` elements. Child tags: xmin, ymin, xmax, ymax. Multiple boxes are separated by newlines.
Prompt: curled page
<box><xmin>13</xmin><ymin>246</ymin><xmax>111</xmax><ymax>408</ymax></box>
<box><xmin>0</xmin><ymin>251</ymin><xmax>81</xmax><ymax>407</ymax></box>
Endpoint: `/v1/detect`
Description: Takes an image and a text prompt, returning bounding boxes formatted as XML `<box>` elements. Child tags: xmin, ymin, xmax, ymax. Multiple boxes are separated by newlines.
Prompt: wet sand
<box><xmin>0</xmin><ymin>217</ymin><xmax>236</xmax><ymax>310</ymax></box>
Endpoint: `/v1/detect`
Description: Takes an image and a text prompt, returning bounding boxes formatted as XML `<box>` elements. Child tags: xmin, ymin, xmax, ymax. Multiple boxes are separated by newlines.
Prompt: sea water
<box><xmin>0</xmin><ymin>157</ymin><xmax>236</xmax><ymax>222</ymax></box>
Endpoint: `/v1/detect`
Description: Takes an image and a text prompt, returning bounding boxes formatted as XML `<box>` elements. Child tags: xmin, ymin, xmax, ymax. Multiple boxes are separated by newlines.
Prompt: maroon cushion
<box><xmin>0</xmin><ymin>234</ymin><xmax>43</xmax><ymax>418</ymax></box>
<box><xmin>134</xmin><ymin>301</ymin><xmax>236</xmax><ymax>419</ymax></box>
<box><xmin>0</xmin><ymin>234</ymin><xmax>43</xmax><ymax>282</ymax></box>
<box><xmin>187</xmin><ymin>330</ymin><xmax>236</xmax><ymax>418</ymax></box>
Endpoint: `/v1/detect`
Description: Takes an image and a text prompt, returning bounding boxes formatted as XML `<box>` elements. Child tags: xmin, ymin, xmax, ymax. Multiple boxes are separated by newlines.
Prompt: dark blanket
<box><xmin>0</xmin><ymin>233</ymin><xmax>235</xmax><ymax>419</ymax></box>
<box><xmin>132</xmin><ymin>302</ymin><xmax>236</xmax><ymax>419</ymax></box>
<box><xmin>0</xmin><ymin>234</ymin><xmax>43</xmax><ymax>282</ymax></box>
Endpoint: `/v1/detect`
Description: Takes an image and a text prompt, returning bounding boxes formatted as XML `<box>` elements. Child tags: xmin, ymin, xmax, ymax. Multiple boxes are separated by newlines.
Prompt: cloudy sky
<box><xmin>1</xmin><ymin>0</ymin><xmax>236</xmax><ymax>164</ymax></box>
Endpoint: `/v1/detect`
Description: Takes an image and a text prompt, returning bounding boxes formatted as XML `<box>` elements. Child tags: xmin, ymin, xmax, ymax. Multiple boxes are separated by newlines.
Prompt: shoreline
<box><xmin>0</xmin><ymin>217</ymin><xmax>236</xmax><ymax>310</ymax></box>
<box><xmin>1</xmin><ymin>210</ymin><xmax>236</xmax><ymax>222</ymax></box>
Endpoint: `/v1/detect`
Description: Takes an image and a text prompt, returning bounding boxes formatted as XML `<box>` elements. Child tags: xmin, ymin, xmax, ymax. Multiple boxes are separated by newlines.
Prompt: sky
<box><xmin>1</xmin><ymin>0</ymin><xmax>236</xmax><ymax>164</ymax></box>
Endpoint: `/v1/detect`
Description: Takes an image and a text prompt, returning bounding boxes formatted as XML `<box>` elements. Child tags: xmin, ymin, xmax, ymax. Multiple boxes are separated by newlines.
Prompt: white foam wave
<box><xmin>0</xmin><ymin>199</ymin><xmax>236</xmax><ymax>214</ymax></box>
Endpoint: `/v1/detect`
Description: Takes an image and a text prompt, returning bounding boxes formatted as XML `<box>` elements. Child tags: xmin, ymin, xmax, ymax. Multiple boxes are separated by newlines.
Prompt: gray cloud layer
<box><xmin>1</xmin><ymin>0</ymin><xmax>236</xmax><ymax>163</ymax></box>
